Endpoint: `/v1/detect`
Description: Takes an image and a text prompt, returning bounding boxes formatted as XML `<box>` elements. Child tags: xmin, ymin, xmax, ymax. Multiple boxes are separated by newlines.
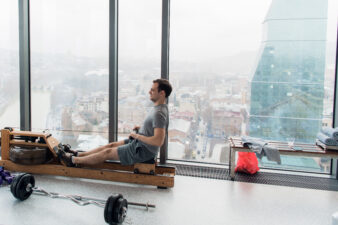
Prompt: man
<box><xmin>58</xmin><ymin>78</ymin><xmax>172</xmax><ymax>167</ymax></box>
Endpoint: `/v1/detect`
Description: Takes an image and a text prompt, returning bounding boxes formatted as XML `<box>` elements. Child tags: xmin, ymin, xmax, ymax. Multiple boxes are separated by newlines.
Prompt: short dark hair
<box><xmin>153</xmin><ymin>79</ymin><xmax>172</xmax><ymax>98</ymax></box>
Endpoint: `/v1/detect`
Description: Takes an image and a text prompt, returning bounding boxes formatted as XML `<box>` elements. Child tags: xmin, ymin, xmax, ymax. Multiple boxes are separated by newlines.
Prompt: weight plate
<box><xmin>15</xmin><ymin>174</ymin><xmax>35</xmax><ymax>201</ymax></box>
<box><xmin>10</xmin><ymin>174</ymin><xmax>24</xmax><ymax>199</ymax></box>
<box><xmin>9</xmin><ymin>145</ymin><xmax>52</xmax><ymax>165</ymax></box>
<box><xmin>114</xmin><ymin>197</ymin><xmax>128</xmax><ymax>224</ymax></box>
<box><xmin>104</xmin><ymin>194</ymin><xmax>123</xmax><ymax>225</ymax></box>
<box><xmin>104</xmin><ymin>196</ymin><xmax>114</xmax><ymax>224</ymax></box>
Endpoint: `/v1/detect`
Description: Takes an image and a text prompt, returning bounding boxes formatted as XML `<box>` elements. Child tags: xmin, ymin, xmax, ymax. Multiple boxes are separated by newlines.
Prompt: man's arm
<box><xmin>129</xmin><ymin>128</ymin><xmax>165</xmax><ymax>147</ymax></box>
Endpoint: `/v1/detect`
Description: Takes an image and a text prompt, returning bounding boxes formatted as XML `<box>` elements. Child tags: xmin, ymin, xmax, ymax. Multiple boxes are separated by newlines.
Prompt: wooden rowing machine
<box><xmin>0</xmin><ymin>128</ymin><xmax>175</xmax><ymax>188</ymax></box>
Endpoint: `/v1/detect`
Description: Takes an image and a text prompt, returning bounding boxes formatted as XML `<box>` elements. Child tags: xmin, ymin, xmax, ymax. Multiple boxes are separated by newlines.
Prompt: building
<box><xmin>249</xmin><ymin>0</ymin><xmax>328</xmax><ymax>143</ymax></box>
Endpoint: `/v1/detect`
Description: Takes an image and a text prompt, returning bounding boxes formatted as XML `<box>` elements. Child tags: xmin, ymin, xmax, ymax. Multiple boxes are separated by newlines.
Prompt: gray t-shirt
<box><xmin>138</xmin><ymin>104</ymin><xmax>169</xmax><ymax>154</ymax></box>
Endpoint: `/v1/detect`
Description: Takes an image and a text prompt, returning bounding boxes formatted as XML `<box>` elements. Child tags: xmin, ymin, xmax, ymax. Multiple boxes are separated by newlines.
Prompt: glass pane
<box><xmin>169</xmin><ymin>0</ymin><xmax>273</xmax><ymax>164</ymax></box>
<box><xmin>169</xmin><ymin>0</ymin><xmax>337</xmax><ymax>173</ymax></box>
<box><xmin>0</xmin><ymin>1</ymin><xmax>20</xmax><ymax>130</ymax></box>
<box><xmin>30</xmin><ymin>0</ymin><xmax>109</xmax><ymax>149</ymax></box>
<box><xmin>118</xmin><ymin>0</ymin><xmax>162</xmax><ymax>140</ymax></box>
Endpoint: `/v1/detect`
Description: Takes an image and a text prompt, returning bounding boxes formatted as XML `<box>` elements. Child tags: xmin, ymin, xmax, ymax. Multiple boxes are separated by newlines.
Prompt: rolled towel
<box><xmin>321</xmin><ymin>127</ymin><xmax>338</xmax><ymax>141</ymax></box>
<box><xmin>317</xmin><ymin>132</ymin><xmax>338</xmax><ymax>146</ymax></box>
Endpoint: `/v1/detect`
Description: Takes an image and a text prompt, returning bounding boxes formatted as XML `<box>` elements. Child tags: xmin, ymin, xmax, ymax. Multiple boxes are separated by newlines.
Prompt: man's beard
<box><xmin>150</xmin><ymin>96</ymin><xmax>156</xmax><ymax>102</ymax></box>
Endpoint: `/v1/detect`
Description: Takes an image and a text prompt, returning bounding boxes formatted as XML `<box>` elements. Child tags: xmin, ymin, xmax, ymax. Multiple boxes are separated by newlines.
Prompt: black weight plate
<box><xmin>104</xmin><ymin>194</ymin><xmax>123</xmax><ymax>225</ymax></box>
<box><xmin>15</xmin><ymin>174</ymin><xmax>35</xmax><ymax>201</ymax></box>
<box><xmin>104</xmin><ymin>196</ymin><xmax>113</xmax><ymax>223</ymax></box>
<box><xmin>10</xmin><ymin>173</ymin><xmax>26</xmax><ymax>199</ymax></box>
<box><xmin>104</xmin><ymin>196</ymin><xmax>116</xmax><ymax>224</ymax></box>
<box><xmin>114</xmin><ymin>197</ymin><xmax>128</xmax><ymax>224</ymax></box>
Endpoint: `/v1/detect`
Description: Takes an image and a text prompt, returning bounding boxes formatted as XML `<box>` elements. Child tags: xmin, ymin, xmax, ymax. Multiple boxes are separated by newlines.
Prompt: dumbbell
<box><xmin>0</xmin><ymin>167</ymin><xmax>14</xmax><ymax>184</ymax></box>
<box><xmin>10</xmin><ymin>173</ymin><xmax>155</xmax><ymax>225</ymax></box>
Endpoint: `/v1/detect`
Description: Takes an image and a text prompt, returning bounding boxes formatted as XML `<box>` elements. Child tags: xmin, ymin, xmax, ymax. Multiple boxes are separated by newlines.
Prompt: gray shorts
<box><xmin>117</xmin><ymin>139</ymin><xmax>156</xmax><ymax>165</ymax></box>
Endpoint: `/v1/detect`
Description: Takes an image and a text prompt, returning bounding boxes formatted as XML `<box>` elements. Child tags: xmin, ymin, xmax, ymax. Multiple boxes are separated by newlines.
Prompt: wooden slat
<box><xmin>45</xmin><ymin>136</ymin><xmax>60</xmax><ymax>158</ymax></box>
<box><xmin>11</xmin><ymin>131</ymin><xmax>50</xmax><ymax>137</ymax></box>
<box><xmin>0</xmin><ymin>160</ymin><xmax>174</xmax><ymax>187</ymax></box>
<box><xmin>1</xmin><ymin>129</ymin><xmax>10</xmax><ymax>160</ymax></box>
<box><xmin>134</xmin><ymin>163</ymin><xmax>156</xmax><ymax>174</ymax></box>
<box><xmin>84</xmin><ymin>161</ymin><xmax>176</xmax><ymax>175</ymax></box>
<box><xmin>9</xmin><ymin>140</ymin><xmax>48</xmax><ymax>148</ymax></box>
<box><xmin>155</xmin><ymin>165</ymin><xmax>176</xmax><ymax>175</ymax></box>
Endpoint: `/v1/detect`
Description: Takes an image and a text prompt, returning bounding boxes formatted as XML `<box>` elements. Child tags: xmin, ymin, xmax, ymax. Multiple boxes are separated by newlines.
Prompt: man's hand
<box><xmin>129</xmin><ymin>132</ymin><xmax>139</xmax><ymax>140</ymax></box>
<box><xmin>133</xmin><ymin>126</ymin><xmax>140</xmax><ymax>132</ymax></box>
<box><xmin>130</xmin><ymin>128</ymin><xmax>165</xmax><ymax>147</ymax></box>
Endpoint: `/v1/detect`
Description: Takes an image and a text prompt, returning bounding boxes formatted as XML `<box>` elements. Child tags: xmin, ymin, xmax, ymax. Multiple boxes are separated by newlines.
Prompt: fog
<box><xmin>0</xmin><ymin>0</ymin><xmax>337</xmax><ymax>63</ymax></box>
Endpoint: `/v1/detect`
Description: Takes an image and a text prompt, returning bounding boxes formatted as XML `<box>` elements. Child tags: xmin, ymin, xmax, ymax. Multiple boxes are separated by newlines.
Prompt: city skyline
<box><xmin>0</xmin><ymin>0</ymin><xmax>337</xmax><ymax>171</ymax></box>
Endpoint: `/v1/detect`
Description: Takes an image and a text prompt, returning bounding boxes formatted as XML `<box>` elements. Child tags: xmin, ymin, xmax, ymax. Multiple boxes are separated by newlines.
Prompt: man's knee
<box><xmin>108</xmin><ymin>140</ymin><xmax>124</xmax><ymax>148</ymax></box>
<box><xmin>108</xmin><ymin>142</ymin><xmax>115</xmax><ymax>148</ymax></box>
<box><xmin>103</xmin><ymin>147</ymin><xmax>119</xmax><ymax>160</ymax></box>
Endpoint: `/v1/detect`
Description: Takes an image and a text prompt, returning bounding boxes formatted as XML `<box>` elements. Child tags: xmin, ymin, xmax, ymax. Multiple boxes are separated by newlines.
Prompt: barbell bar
<box><xmin>10</xmin><ymin>173</ymin><xmax>155</xmax><ymax>225</ymax></box>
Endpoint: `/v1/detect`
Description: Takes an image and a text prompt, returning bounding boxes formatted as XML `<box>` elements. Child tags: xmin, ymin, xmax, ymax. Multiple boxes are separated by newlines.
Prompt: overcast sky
<box><xmin>0</xmin><ymin>0</ymin><xmax>337</xmax><ymax>61</ymax></box>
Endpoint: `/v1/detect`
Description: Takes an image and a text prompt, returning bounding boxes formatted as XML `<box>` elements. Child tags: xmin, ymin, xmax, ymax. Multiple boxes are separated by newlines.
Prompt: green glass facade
<box><xmin>249</xmin><ymin>0</ymin><xmax>328</xmax><ymax>143</ymax></box>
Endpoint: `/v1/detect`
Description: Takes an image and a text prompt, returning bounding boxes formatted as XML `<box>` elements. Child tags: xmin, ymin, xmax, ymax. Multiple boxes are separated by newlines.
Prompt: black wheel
<box><xmin>157</xmin><ymin>186</ymin><xmax>167</xmax><ymax>189</ymax></box>
<box><xmin>149</xmin><ymin>170</ymin><xmax>155</xmax><ymax>175</ymax></box>
<box><xmin>4</xmin><ymin>127</ymin><xmax>13</xmax><ymax>131</ymax></box>
<box><xmin>133</xmin><ymin>168</ymin><xmax>139</xmax><ymax>174</ymax></box>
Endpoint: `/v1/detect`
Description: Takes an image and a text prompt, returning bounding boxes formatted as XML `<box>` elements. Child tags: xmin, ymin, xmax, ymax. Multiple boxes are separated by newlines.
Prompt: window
<box><xmin>169</xmin><ymin>0</ymin><xmax>272</xmax><ymax>164</ymax></box>
<box><xmin>118</xmin><ymin>0</ymin><xmax>162</xmax><ymax>140</ymax></box>
<box><xmin>30</xmin><ymin>0</ymin><xmax>109</xmax><ymax>149</ymax></box>
<box><xmin>249</xmin><ymin>0</ymin><xmax>337</xmax><ymax>172</ymax></box>
<box><xmin>169</xmin><ymin>0</ymin><xmax>337</xmax><ymax>173</ymax></box>
<box><xmin>0</xmin><ymin>1</ymin><xmax>20</xmax><ymax>130</ymax></box>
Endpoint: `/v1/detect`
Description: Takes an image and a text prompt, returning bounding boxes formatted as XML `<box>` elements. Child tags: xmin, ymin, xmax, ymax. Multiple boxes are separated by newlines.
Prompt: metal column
<box><xmin>109</xmin><ymin>0</ymin><xmax>119</xmax><ymax>142</ymax></box>
<box><xmin>18</xmin><ymin>0</ymin><xmax>31</xmax><ymax>131</ymax></box>
<box><xmin>332</xmin><ymin>27</ymin><xmax>338</xmax><ymax>179</ymax></box>
<box><xmin>160</xmin><ymin>0</ymin><xmax>170</xmax><ymax>164</ymax></box>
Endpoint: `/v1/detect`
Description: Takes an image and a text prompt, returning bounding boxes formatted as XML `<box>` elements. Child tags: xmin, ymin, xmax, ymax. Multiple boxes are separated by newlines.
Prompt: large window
<box><xmin>0</xmin><ymin>1</ymin><xmax>20</xmax><ymax>130</ymax></box>
<box><xmin>1</xmin><ymin>0</ymin><xmax>337</xmax><ymax>173</ymax></box>
<box><xmin>118</xmin><ymin>0</ymin><xmax>162</xmax><ymax>140</ymax></box>
<box><xmin>169</xmin><ymin>0</ymin><xmax>272</xmax><ymax>164</ymax></box>
<box><xmin>30</xmin><ymin>0</ymin><xmax>109</xmax><ymax>149</ymax></box>
<box><xmin>169</xmin><ymin>0</ymin><xmax>337</xmax><ymax>173</ymax></box>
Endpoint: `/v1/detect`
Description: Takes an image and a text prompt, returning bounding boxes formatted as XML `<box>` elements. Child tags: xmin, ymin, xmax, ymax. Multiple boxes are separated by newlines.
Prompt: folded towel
<box><xmin>316</xmin><ymin>132</ymin><xmax>338</xmax><ymax>146</ymax></box>
<box><xmin>262</xmin><ymin>145</ymin><xmax>281</xmax><ymax>164</ymax></box>
<box><xmin>321</xmin><ymin>127</ymin><xmax>338</xmax><ymax>141</ymax></box>
<box><xmin>241</xmin><ymin>136</ymin><xmax>281</xmax><ymax>164</ymax></box>
<box><xmin>241</xmin><ymin>136</ymin><xmax>266</xmax><ymax>154</ymax></box>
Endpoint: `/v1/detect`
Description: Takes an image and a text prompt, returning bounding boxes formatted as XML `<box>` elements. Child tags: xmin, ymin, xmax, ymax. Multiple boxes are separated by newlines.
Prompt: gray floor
<box><xmin>0</xmin><ymin>174</ymin><xmax>338</xmax><ymax>225</ymax></box>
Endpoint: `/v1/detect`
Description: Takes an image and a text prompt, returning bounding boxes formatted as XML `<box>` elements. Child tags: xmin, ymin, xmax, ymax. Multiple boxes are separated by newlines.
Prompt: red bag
<box><xmin>235</xmin><ymin>152</ymin><xmax>259</xmax><ymax>175</ymax></box>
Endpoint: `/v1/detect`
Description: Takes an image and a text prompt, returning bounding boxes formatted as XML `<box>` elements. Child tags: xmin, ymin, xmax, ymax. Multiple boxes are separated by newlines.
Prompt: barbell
<box><xmin>10</xmin><ymin>173</ymin><xmax>155</xmax><ymax>225</ymax></box>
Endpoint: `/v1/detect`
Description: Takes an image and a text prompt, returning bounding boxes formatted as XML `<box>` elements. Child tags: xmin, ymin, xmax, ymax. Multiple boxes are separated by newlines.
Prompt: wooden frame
<box><xmin>228</xmin><ymin>137</ymin><xmax>338</xmax><ymax>180</ymax></box>
<box><xmin>0</xmin><ymin>128</ymin><xmax>175</xmax><ymax>188</ymax></box>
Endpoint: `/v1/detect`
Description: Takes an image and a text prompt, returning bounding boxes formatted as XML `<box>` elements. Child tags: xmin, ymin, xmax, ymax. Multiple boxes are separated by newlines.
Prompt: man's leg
<box><xmin>73</xmin><ymin>147</ymin><xmax>119</xmax><ymax>166</ymax></box>
<box><xmin>77</xmin><ymin>140</ymin><xmax>125</xmax><ymax>157</ymax></box>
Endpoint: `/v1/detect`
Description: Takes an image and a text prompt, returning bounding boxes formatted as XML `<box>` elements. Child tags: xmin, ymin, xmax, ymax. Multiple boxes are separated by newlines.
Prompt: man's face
<box><xmin>149</xmin><ymin>83</ymin><xmax>161</xmax><ymax>102</ymax></box>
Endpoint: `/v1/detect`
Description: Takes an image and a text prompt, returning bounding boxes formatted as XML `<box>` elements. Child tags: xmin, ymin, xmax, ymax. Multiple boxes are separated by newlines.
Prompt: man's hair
<box><xmin>153</xmin><ymin>79</ymin><xmax>172</xmax><ymax>98</ymax></box>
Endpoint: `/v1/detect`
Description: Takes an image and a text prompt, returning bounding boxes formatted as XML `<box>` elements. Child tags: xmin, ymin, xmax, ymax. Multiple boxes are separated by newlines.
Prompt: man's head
<box><xmin>149</xmin><ymin>79</ymin><xmax>172</xmax><ymax>103</ymax></box>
